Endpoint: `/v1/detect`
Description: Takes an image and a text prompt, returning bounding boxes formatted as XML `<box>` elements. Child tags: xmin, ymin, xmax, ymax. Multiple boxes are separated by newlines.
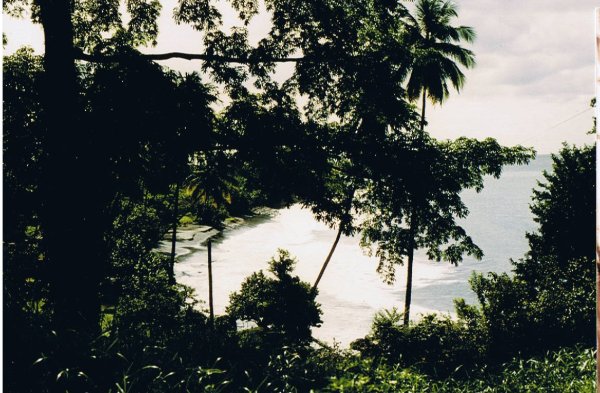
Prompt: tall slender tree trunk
<box><xmin>420</xmin><ymin>89</ymin><xmax>427</xmax><ymax>135</ymax></box>
<box><xmin>312</xmin><ymin>224</ymin><xmax>344</xmax><ymax>291</ymax></box>
<box><xmin>208</xmin><ymin>239</ymin><xmax>214</xmax><ymax>326</ymax></box>
<box><xmin>312</xmin><ymin>189</ymin><xmax>355</xmax><ymax>292</ymax></box>
<box><xmin>38</xmin><ymin>0</ymin><xmax>104</xmax><ymax>338</ymax></box>
<box><xmin>169</xmin><ymin>182</ymin><xmax>180</xmax><ymax>284</ymax></box>
<box><xmin>403</xmin><ymin>216</ymin><xmax>417</xmax><ymax>326</ymax></box>
<box><xmin>402</xmin><ymin>89</ymin><xmax>427</xmax><ymax>326</ymax></box>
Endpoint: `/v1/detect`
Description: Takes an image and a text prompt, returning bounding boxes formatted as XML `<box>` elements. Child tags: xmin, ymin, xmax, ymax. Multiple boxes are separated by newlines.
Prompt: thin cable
<box><xmin>543</xmin><ymin>107</ymin><xmax>593</xmax><ymax>132</ymax></box>
<box><xmin>517</xmin><ymin>106</ymin><xmax>593</xmax><ymax>146</ymax></box>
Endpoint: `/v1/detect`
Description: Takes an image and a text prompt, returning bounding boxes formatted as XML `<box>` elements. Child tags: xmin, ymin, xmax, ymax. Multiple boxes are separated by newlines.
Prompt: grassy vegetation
<box><xmin>327</xmin><ymin>347</ymin><xmax>596</xmax><ymax>393</ymax></box>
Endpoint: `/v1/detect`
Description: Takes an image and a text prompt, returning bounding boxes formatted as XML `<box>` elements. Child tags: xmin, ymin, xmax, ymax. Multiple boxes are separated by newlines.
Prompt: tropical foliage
<box><xmin>3</xmin><ymin>0</ymin><xmax>594</xmax><ymax>391</ymax></box>
<box><xmin>353</xmin><ymin>142</ymin><xmax>595</xmax><ymax>376</ymax></box>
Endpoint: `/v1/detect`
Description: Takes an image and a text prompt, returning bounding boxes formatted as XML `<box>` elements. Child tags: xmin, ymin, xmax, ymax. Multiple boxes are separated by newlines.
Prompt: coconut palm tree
<box><xmin>401</xmin><ymin>0</ymin><xmax>475</xmax><ymax>325</ymax></box>
<box><xmin>185</xmin><ymin>151</ymin><xmax>237</xmax><ymax>214</ymax></box>
<box><xmin>405</xmin><ymin>0</ymin><xmax>476</xmax><ymax>134</ymax></box>
<box><xmin>166</xmin><ymin>73</ymin><xmax>216</xmax><ymax>284</ymax></box>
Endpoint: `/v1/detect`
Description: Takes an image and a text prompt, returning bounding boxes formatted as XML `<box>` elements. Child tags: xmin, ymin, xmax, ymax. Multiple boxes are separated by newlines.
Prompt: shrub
<box><xmin>352</xmin><ymin>309</ymin><xmax>485</xmax><ymax>378</ymax></box>
<box><xmin>462</xmin><ymin>257</ymin><xmax>595</xmax><ymax>365</ymax></box>
<box><xmin>178</xmin><ymin>214</ymin><xmax>196</xmax><ymax>226</ymax></box>
<box><xmin>226</xmin><ymin>249</ymin><xmax>322</xmax><ymax>343</ymax></box>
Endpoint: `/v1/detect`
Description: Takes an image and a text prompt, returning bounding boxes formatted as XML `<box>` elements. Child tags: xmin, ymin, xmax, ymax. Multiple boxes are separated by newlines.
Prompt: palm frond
<box><xmin>405</xmin><ymin>0</ymin><xmax>475</xmax><ymax>105</ymax></box>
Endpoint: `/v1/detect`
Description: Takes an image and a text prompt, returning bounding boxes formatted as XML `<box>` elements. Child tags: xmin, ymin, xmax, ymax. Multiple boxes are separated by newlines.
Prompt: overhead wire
<box><xmin>518</xmin><ymin>106</ymin><xmax>594</xmax><ymax>146</ymax></box>
<box><xmin>542</xmin><ymin>107</ymin><xmax>593</xmax><ymax>132</ymax></box>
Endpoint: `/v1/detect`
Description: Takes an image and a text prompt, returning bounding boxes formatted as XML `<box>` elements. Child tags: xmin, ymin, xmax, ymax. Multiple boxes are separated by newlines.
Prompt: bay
<box><xmin>175</xmin><ymin>155</ymin><xmax>552</xmax><ymax>346</ymax></box>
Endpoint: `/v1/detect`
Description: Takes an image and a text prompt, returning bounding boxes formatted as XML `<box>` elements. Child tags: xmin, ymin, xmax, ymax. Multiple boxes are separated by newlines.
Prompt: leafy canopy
<box><xmin>360</xmin><ymin>132</ymin><xmax>534</xmax><ymax>283</ymax></box>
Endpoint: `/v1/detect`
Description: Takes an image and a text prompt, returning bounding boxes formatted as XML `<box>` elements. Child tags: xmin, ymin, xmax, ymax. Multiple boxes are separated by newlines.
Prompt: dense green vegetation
<box><xmin>3</xmin><ymin>0</ymin><xmax>595</xmax><ymax>391</ymax></box>
<box><xmin>350</xmin><ymin>144</ymin><xmax>595</xmax><ymax>386</ymax></box>
<box><xmin>328</xmin><ymin>347</ymin><xmax>596</xmax><ymax>393</ymax></box>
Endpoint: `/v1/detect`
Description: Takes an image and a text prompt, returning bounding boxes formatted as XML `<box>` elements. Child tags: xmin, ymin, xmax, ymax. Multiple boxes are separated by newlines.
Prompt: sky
<box><xmin>3</xmin><ymin>0</ymin><xmax>598</xmax><ymax>153</ymax></box>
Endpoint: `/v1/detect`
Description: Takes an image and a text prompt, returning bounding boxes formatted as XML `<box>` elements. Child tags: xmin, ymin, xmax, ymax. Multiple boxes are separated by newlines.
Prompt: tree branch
<box><xmin>74</xmin><ymin>49</ymin><xmax>306</xmax><ymax>64</ymax></box>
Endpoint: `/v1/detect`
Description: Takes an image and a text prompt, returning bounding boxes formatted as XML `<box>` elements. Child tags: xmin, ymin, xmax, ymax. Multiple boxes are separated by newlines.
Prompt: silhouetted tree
<box><xmin>360</xmin><ymin>134</ymin><xmax>534</xmax><ymax>324</ymax></box>
<box><xmin>404</xmin><ymin>0</ymin><xmax>476</xmax><ymax>133</ymax></box>
<box><xmin>393</xmin><ymin>0</ymin><xmax>476</xmax><ymax>325</ymax></box>
<box><xmin>227</xmin><ymin>250</ymin><xmax>322</xmax><ymax>342</ymax></box>
<box><xmin>461</xmin><ymin>143</ymin><xmax>595</xmax><ymax>359</ymax></box>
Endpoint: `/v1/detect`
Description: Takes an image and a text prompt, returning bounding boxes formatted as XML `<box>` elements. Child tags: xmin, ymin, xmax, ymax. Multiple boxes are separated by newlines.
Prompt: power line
<box><xmin>516</xmin><ymin>106</ymin><xmax>593</xmax><ymax>147</ymax></box>
<box><xmin>542</xmin><ymin>107</ymin><xmax>593</xmax><ymax>132</ymax></box>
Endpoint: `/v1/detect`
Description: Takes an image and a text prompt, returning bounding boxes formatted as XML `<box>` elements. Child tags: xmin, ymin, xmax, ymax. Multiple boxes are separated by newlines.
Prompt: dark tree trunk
<box><xmin>38</xmin><ymin>0</ymin><xmax>105</xmax><ymax>338</ymax></box>
<box><xmin>402</xmin><ymin>89</ymin><xmax>427</xmax><ymax>326</ymax></box>
<box><xmin>169</xmin><ymin>182</ymin><xmax>180</xmax><ymax>284</ymax></box>
<box><xmin>403</xmin><ymin>233</ymin><xmax>415</xmax><ymax>326</ymax></box>
<box><xmin>312</xmin><ymin>223</ymin><xmax>344</xmax><ymax>291</ymax></box>
<box><xmin>208</xmin><ymin>239</ymin><xmax>214</xmax><ymax>326</ymax></box>
<box><xmin>420</xmin><ymin>89</ymin><xmax>427</xmax><ymax>135</ymax></box>
<box><xmin>403</xmin><ymin>211</ymin><xmax>418</xmax><ymax>326</ymax></box>
<box><xmin>312</xmin><ymin>189</ymin><xmax>355</xmax><ymax>291</ymax></box>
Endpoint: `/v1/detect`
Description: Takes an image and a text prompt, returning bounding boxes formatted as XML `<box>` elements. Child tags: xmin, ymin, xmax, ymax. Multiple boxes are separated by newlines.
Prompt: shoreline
<box><xmin>171</xmin><ymin>204</ymin><xmax>460</xmax><ymax>347</ymax></box>
<box><xmin>153</xmin><ymin>207</ymin><xmax>278</xmax><ymax>260</ymax></box>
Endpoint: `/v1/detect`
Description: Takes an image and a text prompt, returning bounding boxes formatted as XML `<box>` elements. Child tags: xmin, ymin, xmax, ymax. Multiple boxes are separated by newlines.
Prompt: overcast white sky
<box><xmin>3</xmin><ymin>0</ymin><xmax>598</xmax><ymax>153</ymax></box>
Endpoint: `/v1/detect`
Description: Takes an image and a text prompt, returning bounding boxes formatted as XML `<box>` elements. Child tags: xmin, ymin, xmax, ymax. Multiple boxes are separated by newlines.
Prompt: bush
<box><xmin>178</xmin><ymin>214</ymin><xmax>196</xmax><ymax>226</ymax></box>
<box><xmin>226</xmin><ymin>249</ymin><xmax>322</xmax><ymax>343</ymax></box>
<box><xmin>352</xmin><ymin>309</ymin><xmax>486</xmax><ymax>378</ymax></box>
<box><xmin>462</xmin><ymin>257</ymin><xmax>594</xmax><ymax>364</ymax></box>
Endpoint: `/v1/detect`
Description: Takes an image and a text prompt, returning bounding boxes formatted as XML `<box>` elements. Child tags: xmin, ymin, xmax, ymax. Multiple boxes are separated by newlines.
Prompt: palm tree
<box><xmin>166</xmin><ymin>73</ymin><xmax>216</xmax><ymax>284</ymax></box>
<box><xmin>405</xmin><ymin>0</ymin><xmax>475</xmax><ymax>134</ymax></box>
<box><xmin>185</xmin><ymin>152</ymin><xmax>237</xmax><ymax>214</ymax></box>
<box><xmin>184</xmin><ymin>151</ymin><xmax>237</xmax><ymax>322</ymax></box>
<box><xmin>401</xmin><ymin>0</ymin><xmax>475</xmax><ymax>325</ymax></box>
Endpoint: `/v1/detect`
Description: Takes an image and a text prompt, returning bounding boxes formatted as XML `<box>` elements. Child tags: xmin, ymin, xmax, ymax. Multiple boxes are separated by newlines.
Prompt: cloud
<box><xmin>419</xmin><ymin>0</ymin><xmax>597</xmax><ymax>152</ymax></box>
<box><xmin>454</xmin><ymin>0</ymin><xmax>595</xmax><ymax>100</ymax></box>
<box><xmin>3</xmin><ymin>0</ymin><xmax>597</xmax><ymax>152</ymax></box>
